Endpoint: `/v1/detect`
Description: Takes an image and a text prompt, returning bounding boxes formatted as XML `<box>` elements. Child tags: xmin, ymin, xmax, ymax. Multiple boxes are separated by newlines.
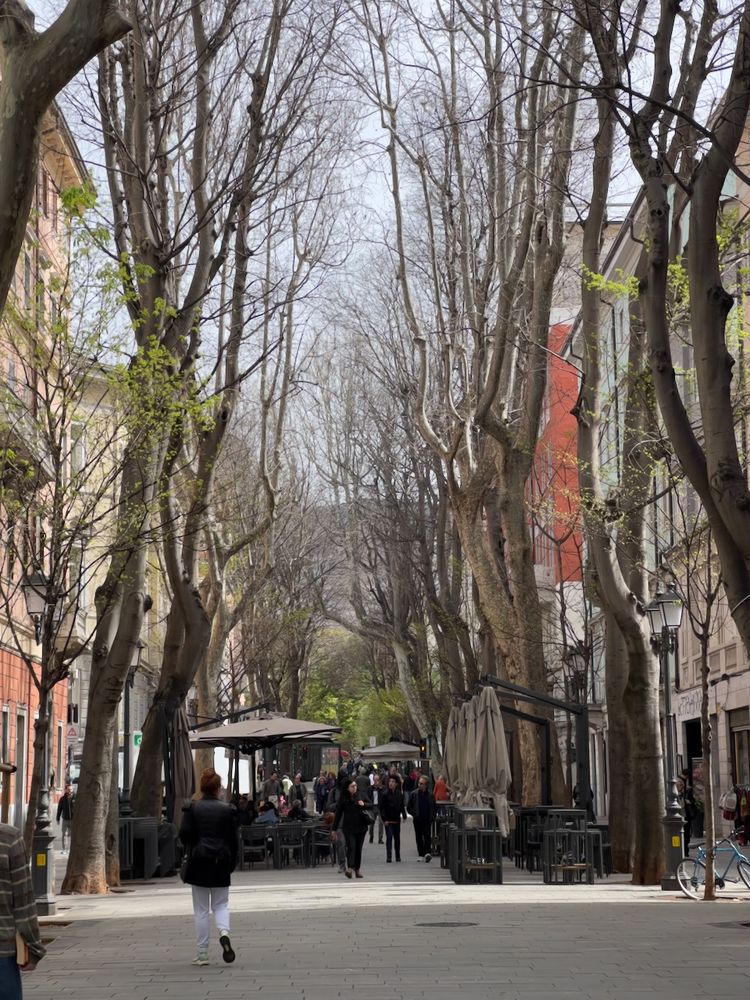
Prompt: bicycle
<box><xmin>675</xmin><ymin>829</ymin><xmax>750</xmax><ymax>899</ymax></box>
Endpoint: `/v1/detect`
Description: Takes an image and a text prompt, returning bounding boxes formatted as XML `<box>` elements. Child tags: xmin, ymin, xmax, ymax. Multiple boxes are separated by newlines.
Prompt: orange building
<box><xmin>528</xmin><ymin>323</ymin><xmax>583</xmax><ymax>589</ymax></box>
<box><xmin>0</xmin><ymin>104</ymin><xmax>85</xmax><ymax>826</ymax></box>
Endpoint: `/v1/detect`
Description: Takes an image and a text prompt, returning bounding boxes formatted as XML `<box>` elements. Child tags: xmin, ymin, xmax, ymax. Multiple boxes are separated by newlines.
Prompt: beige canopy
<box><xmin>192</xmin><ymin>716</ymin><xmax>341</xmax><ymax>753</ymax></box>
<box><xmin>359</xmin><ymin>741</ymin><xmax>421</xmax><ymax>761</ymax></box>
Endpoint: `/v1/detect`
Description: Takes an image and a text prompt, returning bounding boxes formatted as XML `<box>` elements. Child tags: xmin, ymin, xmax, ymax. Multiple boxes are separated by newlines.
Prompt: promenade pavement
<box><xmin>23</xmin><ymin>832</ymin><xmax>750</xmax><ymax>1000</ymax></box>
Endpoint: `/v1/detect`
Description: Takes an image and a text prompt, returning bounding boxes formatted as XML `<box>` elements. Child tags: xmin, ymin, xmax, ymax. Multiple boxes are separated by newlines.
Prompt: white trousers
<box><xmin>191</xmin><ymin>885</ymin><xmax>230</xmax><ymax>952</ymax></box>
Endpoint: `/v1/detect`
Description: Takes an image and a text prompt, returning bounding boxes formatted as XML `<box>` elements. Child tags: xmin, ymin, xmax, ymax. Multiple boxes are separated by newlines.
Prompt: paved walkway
<box><xmin>24</xmin><ymin>833</ymin><xmax>750</xmax><ymax>1000</ymax></box>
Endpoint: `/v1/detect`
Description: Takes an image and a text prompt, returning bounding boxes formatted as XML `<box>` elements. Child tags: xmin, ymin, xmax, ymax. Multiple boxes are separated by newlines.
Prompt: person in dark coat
<box><xmin>333</xmin><ymin>778</ymin><xmax>371</xmax><ymax>878</ymax></box>
<box><xmin>326</xmin><ymin>768</ymin><xmax>350</xmax><ymax>872</ymax></box>
<box><xmin>407</xmin><ymin>774</ymin><xmax>436</xmax><ymax>861</ymax></box>
<box><xmin>379</xmin><ymin>776</ymin><xmax>407</xmax><ymax>863</ymax></box>
<box><xmin>179</xmin><ymin>768</ymin><xmax>238</xmax><ymax>967</ymax></box>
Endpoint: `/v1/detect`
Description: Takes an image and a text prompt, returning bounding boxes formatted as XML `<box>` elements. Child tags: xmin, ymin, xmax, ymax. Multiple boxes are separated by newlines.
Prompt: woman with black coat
<box><xmin>179</xmin><ymin>768</ymin><xmax>238</xmax><ymax>967</ymax></box>
<box><xmin>333</xmin><ymin>778</ymin><xmax>371</xmax><ymax>879</ymax></box>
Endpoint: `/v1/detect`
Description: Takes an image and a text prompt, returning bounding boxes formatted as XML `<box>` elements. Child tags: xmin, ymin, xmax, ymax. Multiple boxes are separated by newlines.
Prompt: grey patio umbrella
<box><xmin>462</xmin><ymin>695</ymin><xmax>482</xmax><ymax>810</ymax></box>
<box><xmin>164</xmin><ymin>703</ymin><xmax>196</xmax><ymax>825</ymax></box>
<box><xmin>476</xmin><ymin>686</ymin><xmax>511</xmax><ymax>835</ymax></box>
<box><xmin>442</xmin><ymin>706</ymin><xmax>461</xmax><ymax>797</ymax></box>
<box><xmin>454</xmin><ymin>700</ymin><xmax>472</xmax><ymax>801</ymax></box>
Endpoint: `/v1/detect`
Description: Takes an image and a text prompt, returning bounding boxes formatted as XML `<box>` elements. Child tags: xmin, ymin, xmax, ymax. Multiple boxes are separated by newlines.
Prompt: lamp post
<box><xmin>21</xmin><ymin>569</ymin><xmax>62</xmax><ymax>916</ymax></box>
<box><xmin>120</xmin><ymin>640</ymin><xmax>144</xmax><ymax>817</ymax></box>
<box><xmin>645</xmin><ymin>585</ymin><xmax>684</xmax><ymax>891</ymax></box>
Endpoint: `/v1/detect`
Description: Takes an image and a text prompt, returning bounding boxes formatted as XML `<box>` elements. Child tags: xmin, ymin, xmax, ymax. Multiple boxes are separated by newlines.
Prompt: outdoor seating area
<box><xmin>238</xmin><ymin>816</ymin><xmax>338</xmax><ymax>870</ymax></box>
<box><xmin>509</xmin><ymin>806</ymin><xmax>613</xmax><ymax>883</ymax></box>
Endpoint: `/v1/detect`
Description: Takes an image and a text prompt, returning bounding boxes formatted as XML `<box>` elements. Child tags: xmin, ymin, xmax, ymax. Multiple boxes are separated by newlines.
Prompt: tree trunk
<box><xmin>105</xmin><ymin>735</ymin><xmax>120</xmax><ymax>888</ymax></box>
<box><xmin>700</xmin><ymin>637</ymin><xmax>716</xmax><ymax>900</ymax></box>
<box><xmin>623</xmin><ymin>641</ymin><xmax>665</xmax><ymax>884</ymax></box>
<box><xmin>130</xmin><ymin>580</ymin><xmax>211</xmax><ymax>818</ymax></box>
<box><xmin>61</xmin><ymin>549</ymin><xmax>151</xmax><ymax>894</ymax></box>
<box><xmin>605</xmin><ymin>614</ymin><xmax>634</xmax><ymax>873</ymax></box>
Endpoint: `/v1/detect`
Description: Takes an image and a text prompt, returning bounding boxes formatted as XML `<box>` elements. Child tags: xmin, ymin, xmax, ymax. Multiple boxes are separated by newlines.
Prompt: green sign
<box><xmin>133</xmin><ymin>731</ymin><xmax>142</xmax><ymax>747</ymax></box>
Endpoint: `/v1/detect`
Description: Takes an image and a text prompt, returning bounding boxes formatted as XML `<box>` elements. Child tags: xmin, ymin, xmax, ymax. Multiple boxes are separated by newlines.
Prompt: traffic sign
<box><xmin>66</xmin><ymin>724</ymin><xmax>78</xmax><ymax>740</ymax></box>
<box><xmin>133</xmin><ymin>731</ymin><xmax>142</xmax><ymax>747</ymax></box>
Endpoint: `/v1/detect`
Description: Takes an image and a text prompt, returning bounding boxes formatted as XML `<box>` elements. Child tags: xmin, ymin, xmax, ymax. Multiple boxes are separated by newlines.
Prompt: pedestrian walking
<box><xmin>326</xmin><ymin>769</ymin><xmax>350</xmax><ymax>872</ymax></box>
<box><xmin>407</xmin><ymin>774</ymin><xmax>436</xmax><ymax>862</ymax></box>
<box><xmin>313</xmin><ymin>771</ymin><xmax>328</xmax><ymax>813</ymax></box>
<box><xmin>179</xmin><ymin>768</ymin><xmax>238</xmax><ymax>967</ymax></box>
<box><xmin>262</xmin><ymin>770</ymin><xmax>282</xmax><ymax>805</ymax></box>
<box><xmin>0</xmin><ymin>822</ymin><xmax>45</xmax><ymax>999</ymax></box>
<box><xmin>368</xmin><ymin>773</ymin><xmax>385</xmax><ymax>844</ymax></box>
<box><xmin>379</xmin><ymin>775</ymin><xmax>407</xmax><ymax>862</ymax></box>
<box><xmin>56</xmin><ymin>783</ymin><xmax>74</xmax><ymax>854</ymax></box>
<box><xmin>288</xmin><ymin>773</ymin><xmax>307</xmax><ymax>808</ymax></box>
<box><xmin>333</xmin><ymin>778</ymin><xmax>371</xmax><ymax>879</ymax></box>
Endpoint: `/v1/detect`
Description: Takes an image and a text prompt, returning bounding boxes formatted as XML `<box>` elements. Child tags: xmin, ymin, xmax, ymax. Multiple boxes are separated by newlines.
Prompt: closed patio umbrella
<box><xmin>476</xmin><ymin>685</ymin><xmax>511</xmax><ymax>836</ymax></box>
<box><xmin>454</xmin><ymin>700</ymin><xmax>472</xmax><ymax>802</ymax></box>
<box><xmin>443</xmin><ymin>706</ymin><xmax>461</xmax><ymax>798</ymax></box>
<box><xmin>462</xmin><ymin>695</ymin><xmax>482</xmax><ymax>811</ymax></box>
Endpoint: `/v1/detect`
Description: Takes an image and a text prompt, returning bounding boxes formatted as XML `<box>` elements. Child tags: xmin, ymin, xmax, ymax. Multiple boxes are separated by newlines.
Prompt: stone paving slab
<box><xmin>22</xmin><ymin>837</ymin><xmax>750</xmax><ymax>1000</ymax></box>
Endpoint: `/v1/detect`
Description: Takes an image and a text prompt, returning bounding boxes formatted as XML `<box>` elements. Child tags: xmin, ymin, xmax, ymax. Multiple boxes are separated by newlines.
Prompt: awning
<box><xmin>191</xmin><ymin>715</ymin><xmax>341</xmax><ymax>754</ymax></box>
<box><xmin>359</xmin><ymin>740</ymin><xmax>422</xmax><ymax>761</ymax></box>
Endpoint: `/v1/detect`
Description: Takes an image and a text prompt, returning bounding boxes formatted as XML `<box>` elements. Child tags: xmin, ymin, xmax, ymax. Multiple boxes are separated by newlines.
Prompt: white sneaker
<box><xmin>192</xmin><ymin>952</ymin><xmax>209</xmax><ymax>966</ymax></box>
<box><xmin>425</xmin><ymin>853</ymin><xmax>431</xmax><ymax>863</ymax></box>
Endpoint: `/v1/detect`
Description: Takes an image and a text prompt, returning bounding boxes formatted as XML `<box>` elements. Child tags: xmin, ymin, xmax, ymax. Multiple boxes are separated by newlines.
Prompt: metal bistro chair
<box><xmin>277</xmin><ymin>821</ymin><xmax>307</xmax><ymax>867</ymax></box>
<box><xmin>239</xmin><ymin>825</ymin><xmax>270</xmax><ymax>870</ymax></box>
<box><xmin>311</xmin><ymin>824</ymin><xmax>335</xmax><ymax>867</ymax></box>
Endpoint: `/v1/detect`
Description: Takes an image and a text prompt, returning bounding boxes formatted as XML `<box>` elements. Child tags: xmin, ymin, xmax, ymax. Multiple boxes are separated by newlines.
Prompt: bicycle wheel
<box><xmin>737</xmin><ymin>858</ymin><xmax>750</xmax><ymax>890</ymax></box>
<box><xmin>675</xmin><ymin>856</ymin><xmax>706</xmax><ymax>899</ymax></box>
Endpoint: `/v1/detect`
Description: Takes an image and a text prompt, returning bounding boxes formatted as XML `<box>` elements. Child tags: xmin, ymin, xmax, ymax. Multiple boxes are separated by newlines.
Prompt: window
<box><xmin>1</xmin><ymin>708</ymin><xmax>8</xmax><ymax>763</ymax></box>
<box><xmin>71</xmin><ymin>423</ymin><xmax>86</xmax><ymax>476</ymax></box>
<box><xmin>724</xmin><ymin>644</ymin><xmax>738</xmax><ymax>672</ymax></box>
<box><xmin>23</xmin><ymin>253</ymin><xmax>32</xmax><ymax>310</ymax></box>
<box><xmin>7</xmin><ymin>355</ymin><xmax>16</xmax><ymax>394</ymax></box>
<box><xmin>68</xmin><ymin>544</ymin><xmax>88</xmax><ymax>611</ymax></box>
<box><xmin>56</xmin><ymin>723</ymin><xmax>63</xmax><ymax>789</ymax></box>
<box><xmin>729</xmin><ymin>707</ymin><xmax>750</xmax><ymax>785</ymax></box>
<box><xmin>36</xmin><ymin>277</ymin><xmax>45</xmax><ymax>323</ymax></box>
<box><xmin>41</xmin><ymin>170</ymin><xmax>49</xmax><ymax>217</ymax></box>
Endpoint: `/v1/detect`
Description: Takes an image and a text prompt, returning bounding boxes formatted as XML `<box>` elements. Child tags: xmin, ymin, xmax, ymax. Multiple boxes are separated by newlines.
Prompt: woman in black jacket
<box><xmin>179</xmin><ymin>768</ymin><xmax>238</xmax><ymax>966</ymax></box>
<box><xmin>333</xmin><ymin>778</ymin><xmax>371</xmax><ymax>878</ymax></box>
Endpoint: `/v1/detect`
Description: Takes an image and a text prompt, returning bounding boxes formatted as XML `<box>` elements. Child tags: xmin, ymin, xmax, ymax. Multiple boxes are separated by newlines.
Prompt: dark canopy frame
<box><xmin>480</xmin><ymin>674</ymin><xmax>592</xmax><ymax>813</ymax></box>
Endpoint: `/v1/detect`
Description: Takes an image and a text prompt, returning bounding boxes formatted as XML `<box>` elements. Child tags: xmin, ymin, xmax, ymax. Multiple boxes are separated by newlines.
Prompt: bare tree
<box><xmin>0</xmin><ymin>0</ymin><xmax>130</xmax><ymax>315</ymax></box>
<box><xmin>63</xmin><ymin>0</ymin><xmax>306</xmax><ymax>893</ymax></box>
<box><xmin>343</xmin><ymin>0</ymin><xmax>582</xmax><ymax>800</ymax></box>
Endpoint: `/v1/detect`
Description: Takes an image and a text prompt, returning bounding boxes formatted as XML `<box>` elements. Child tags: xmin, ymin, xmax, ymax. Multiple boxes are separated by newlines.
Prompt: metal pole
<box><xmin>32</xmin><ymin>696</ymin><xmax>56</xmax><ymax>915</ymax></box>
<box><xmin>661</xmin><ymin>626</ymin><xmax>684</xmax><ymax>890</ymax></box>
<box><xmin>120</xmin><ymin>672</ymin><xmax>133</xmax><ymax>816</ymax></box>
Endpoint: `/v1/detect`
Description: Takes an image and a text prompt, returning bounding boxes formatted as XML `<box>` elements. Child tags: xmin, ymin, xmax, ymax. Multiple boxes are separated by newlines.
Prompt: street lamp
<box><xmin>645</xmin><ymin>585</ymin><xmax>684</xmax><ymax>891</ymax></box>
<box><xmin>120</xmin><ymin>640</ymin><xmax>144</xmax><ymax>817</ymax></box>
<box><xmin>21</xmin><ymin>569</ymin><xmax>62</xmax><ymax>916</ymax></box>
<box><xmin>21</xmin><ymin>571</ymin><xmax>50</xmax><ymax>643</ymax></box>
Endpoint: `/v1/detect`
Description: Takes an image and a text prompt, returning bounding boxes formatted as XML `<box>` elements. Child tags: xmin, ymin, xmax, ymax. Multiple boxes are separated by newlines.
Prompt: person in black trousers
<box><xmin>407</xmin><ymin>774</ymin><xmax>436</xmax><ymax>862</ymax></box>
<box><xmin>333</xmin><ymin>778</ymin><xmax>371</xmax><ymax>878</ymax></box>
<box><xmin>379</xmin><ymin>776</ymin><xmax>407</xmax><ymax>862</ymax></box>
<box><xmin>179</xmin><ymin>768</ymin><xmax>238</xmax><ymax>966</ymax></box>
